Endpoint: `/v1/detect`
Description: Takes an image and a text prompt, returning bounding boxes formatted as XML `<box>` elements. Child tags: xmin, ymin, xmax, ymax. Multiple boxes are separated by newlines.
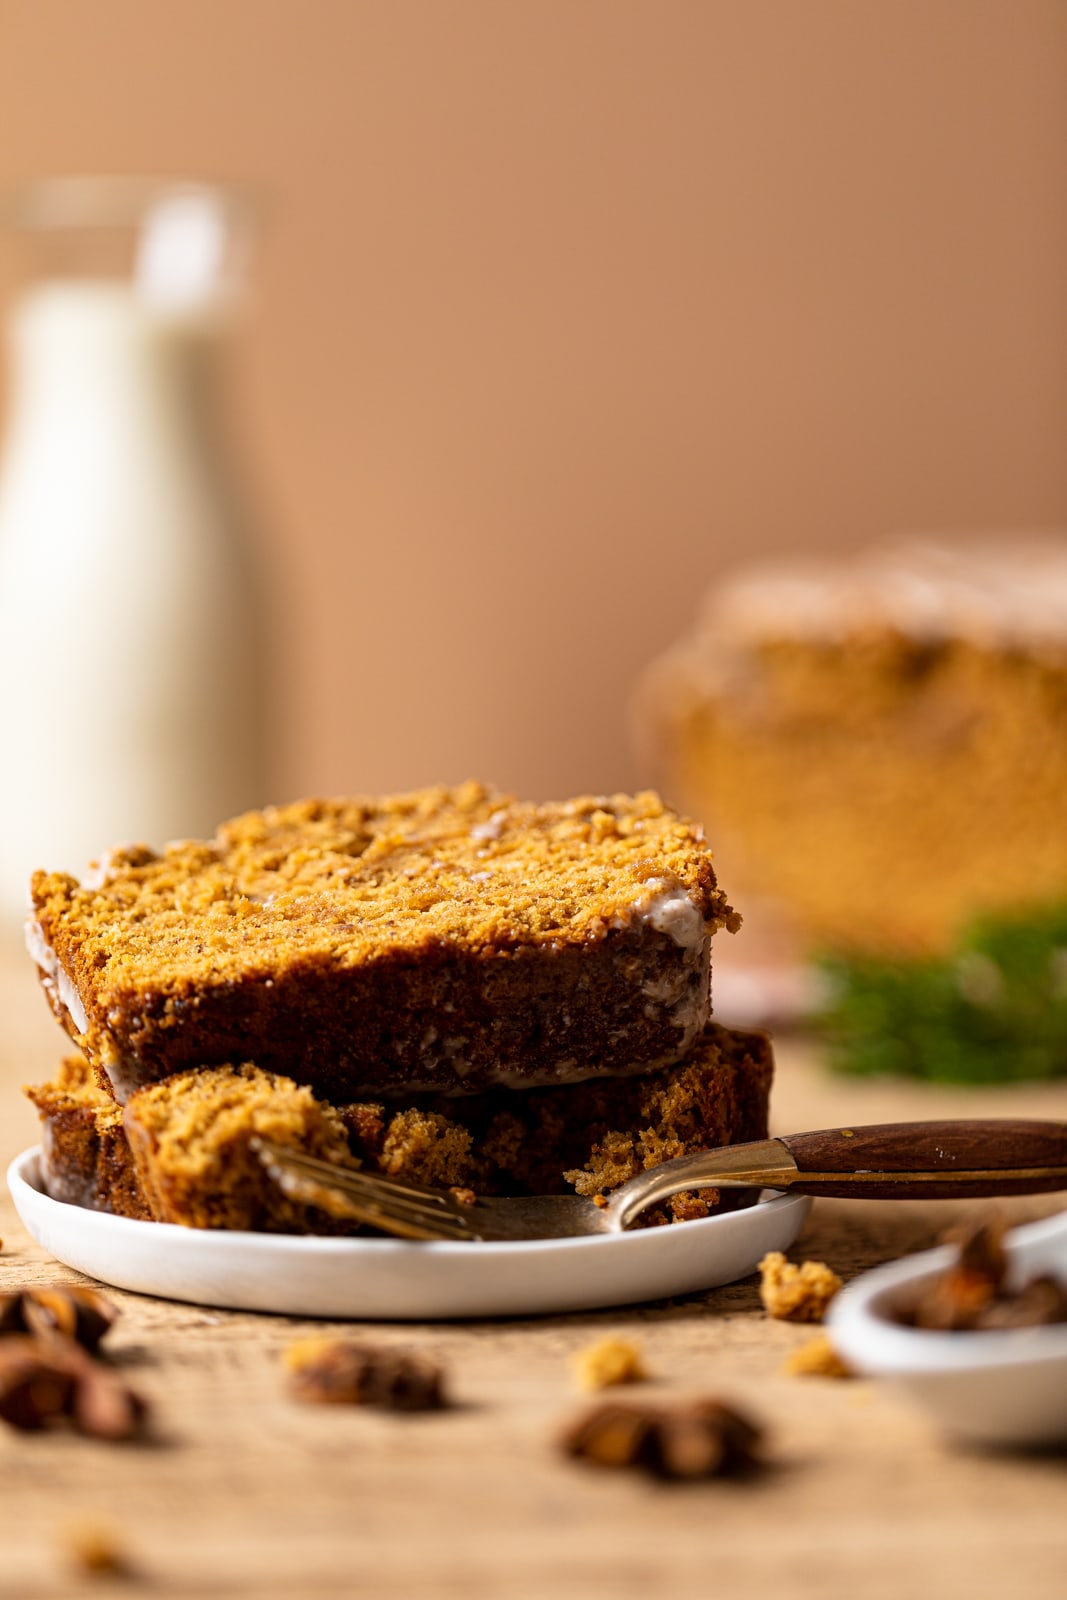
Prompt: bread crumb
<box><xmin>62</xmin><ymin>1518</ymin><xmax>131</xmax><ymax>1577</ymax></box>
<box><xmin>758</xmin><ymin>1251</ymin><xmax>842</xmax><ymax>1322</ymax></box>
<box><xmin>281</xmin><ymin>1336</ymin><xmax>343</xmax><ymax>1375</ymax></box>
<box><xmin>573</xmin><ymin>1336</ymin><xmax>647</xmax><ymax>1391</ymax></box>
<box><xmin>782</xmin><ymin>1333</ymin><xmax>853</xmax><ymax>1378</ymax></box>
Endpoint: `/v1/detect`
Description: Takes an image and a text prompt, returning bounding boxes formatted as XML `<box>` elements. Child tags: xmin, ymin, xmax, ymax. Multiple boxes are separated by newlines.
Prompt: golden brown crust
<box><xmin>25</xmin><ymin>1056</ymin><xmax>150</xmax><ymax>1220</ymax></box>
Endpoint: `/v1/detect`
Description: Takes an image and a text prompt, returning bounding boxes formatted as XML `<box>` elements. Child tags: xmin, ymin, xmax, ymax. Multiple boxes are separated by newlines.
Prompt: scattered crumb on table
<box><xmin>572</xmin><ymin>1335</ymin><xmax>647</xmax><ymax>1390</ymax></box>
<box><xmin>782</xmin><ymin>1333</ymin><xmax>854</xmax><ymax>1378</ymax></box>
<box><xmin>759</xmin><ymin>1251</ymin><xmax>843</xmax><ymax>1323</ymax></box>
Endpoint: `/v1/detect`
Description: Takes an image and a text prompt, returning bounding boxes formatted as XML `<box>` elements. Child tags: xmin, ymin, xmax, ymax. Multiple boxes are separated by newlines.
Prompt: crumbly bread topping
<box><xmin>31</xmin><ymin>783</ymin><xmax>731</xmax><ymax>988</ymax></box>
<box><xmin>686</xmin><ymin>539</ymin><xmax>1067</xmax><ymax>655</ymax></box>
<box><xmin>25</xmin><ymin>1054</ymin><xmax>119</xmax><ymax>1127</ymax></box>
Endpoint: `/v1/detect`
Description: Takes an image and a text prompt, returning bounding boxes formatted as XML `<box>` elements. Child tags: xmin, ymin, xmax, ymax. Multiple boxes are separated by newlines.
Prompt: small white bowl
<box><xmin>829</xmin><ymin>1210</ymin><xmax>1067</xmax><ymax>1447</ymax></box>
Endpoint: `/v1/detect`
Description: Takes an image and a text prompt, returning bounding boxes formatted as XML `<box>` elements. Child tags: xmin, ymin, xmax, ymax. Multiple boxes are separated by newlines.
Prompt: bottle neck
<box><xmin>6</xmin><ymin>281</ymin><xmax>220</xmax><ymax>431</ymax></box>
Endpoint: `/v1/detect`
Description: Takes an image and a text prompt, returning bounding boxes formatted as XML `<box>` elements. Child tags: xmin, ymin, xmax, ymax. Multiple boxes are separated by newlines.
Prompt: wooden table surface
<box><xmin>0</xmin><ymin>939</ymin><xmax>1065</xmax><ymax>1600</ymax></box>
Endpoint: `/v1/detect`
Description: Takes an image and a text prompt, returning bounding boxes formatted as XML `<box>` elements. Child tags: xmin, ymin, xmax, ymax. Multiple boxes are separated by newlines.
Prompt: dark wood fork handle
<box><xmin>778</xmin><ymin>1120</ymin><xmax>1067</xmax><ymax>1200</ymax></box>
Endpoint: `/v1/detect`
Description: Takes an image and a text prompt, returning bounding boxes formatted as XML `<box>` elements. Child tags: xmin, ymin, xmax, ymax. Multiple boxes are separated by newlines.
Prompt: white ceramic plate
<box><xmin>829</xmin><ymin>1210</ymin><xmax>1067</xmax><ymax>1446</ymax></box>
<box><xmin>7</xmin><ymin>1147</ymin><xmax>811</xmax><ymax>1321</ymax></box>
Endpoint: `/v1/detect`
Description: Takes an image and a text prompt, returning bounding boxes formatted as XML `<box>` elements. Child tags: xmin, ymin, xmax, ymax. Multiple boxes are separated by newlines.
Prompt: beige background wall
<box><xmin>1</xmin><ymin>0</ymin><xmax>1065</xmax><ymax>804</ymax></box>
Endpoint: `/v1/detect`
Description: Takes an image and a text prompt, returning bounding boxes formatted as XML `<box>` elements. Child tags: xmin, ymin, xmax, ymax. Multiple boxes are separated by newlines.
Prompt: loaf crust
<box><xmin>24</xmin><ymin>1056</ymin><xmax>150</xmax><ymax>1221</ymax></box>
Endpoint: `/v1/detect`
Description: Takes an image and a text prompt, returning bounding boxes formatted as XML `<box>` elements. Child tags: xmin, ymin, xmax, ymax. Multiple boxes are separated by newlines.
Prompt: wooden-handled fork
<box><xmin>252</xmin><ymin>1120</ymin><xmax>1067</xmax><ymax>1243</ymax></box>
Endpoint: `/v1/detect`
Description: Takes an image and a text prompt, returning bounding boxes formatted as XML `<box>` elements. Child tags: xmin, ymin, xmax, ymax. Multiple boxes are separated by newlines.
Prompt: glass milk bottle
<box><xmin>0</xmin><ymin>179</ymin><xmax>268</xmax><ymax>923</ymax></box>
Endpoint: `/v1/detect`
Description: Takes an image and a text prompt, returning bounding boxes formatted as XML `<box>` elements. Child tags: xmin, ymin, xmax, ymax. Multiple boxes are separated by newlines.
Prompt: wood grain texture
<box><xmin>1</xmin><ymin>942</ymin><xmax>1066</xmax><ymax>1600</ymax></box>
<box><xmin>780</xmin><ymin>1120</ymin><xmax>1067</xmax><ymax>1199</ymax></box>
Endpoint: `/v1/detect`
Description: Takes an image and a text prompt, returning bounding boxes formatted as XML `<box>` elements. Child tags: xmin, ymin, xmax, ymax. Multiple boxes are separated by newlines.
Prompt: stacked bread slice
<box><xmin>25</xmin><ymin>783</ymin><xmax>772</xmax><ymax>1230</ymax></box>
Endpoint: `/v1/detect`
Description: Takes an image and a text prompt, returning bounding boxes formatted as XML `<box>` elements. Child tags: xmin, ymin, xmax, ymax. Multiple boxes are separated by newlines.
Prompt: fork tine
<box><xmin>250</xmin><ymin>1138</ymin><xmax>487</xmax><ymax>1241</ymax></box>
<box><xmin>261</xmin><ymin>1162</ymin><xmax>484</xmax><ymax>1242</ymax></box>
<box><xmin>282</xmin><ymin>1177</ymin><xmax>479</xmax><ymax>1241</ymax></box>
<box><xmin>254</xmin><ymin>1141</ymin><xmax>471</xmax><ymax>1222</ymax></box>
<box><xmin>254</xmin><ymin>1140</ymin><xmax>463</xmax><ymax>1208</ymax></box>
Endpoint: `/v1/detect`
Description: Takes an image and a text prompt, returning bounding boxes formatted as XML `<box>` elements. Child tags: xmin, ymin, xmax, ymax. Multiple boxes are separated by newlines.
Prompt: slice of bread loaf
<box><xmin>29</xmin><ymin>783</ymin><xmax>738</xmax><ymax>1102</ymax></box>
<box><xmin>636</xmin><ymin>540</ymin><xmax>1067</xmax><ymax>955</ymax></box>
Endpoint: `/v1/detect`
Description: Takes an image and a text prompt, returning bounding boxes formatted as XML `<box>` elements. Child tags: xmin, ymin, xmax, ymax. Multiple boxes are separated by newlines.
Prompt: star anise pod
<box><xmin>953</xmin><ymin>1214</ymin><xmax>1009</xmax><ymax>1286</ymax></box>
<box><xmin>0</xmin><ymin>1336</ymin><xmax>78</xmax><ymax>1431</ymax></box>
<box><xmin>911</xmin><ymin>1214</ymin><xmax>1008</xmax><ymax>1329</ymax></box>
<box><xmin>561</xmin><ymin>1396</ymin><xmax>763</xmax><ymax>1480</ymax></box>
<box><xmin>284</xmin><ymin>1338</ymin><xmax>446</xmax><ymax>1411</ymax></box>
<box><xmin>70</xmin><ymin>1355</ymin><xmax>149</xmax><ymax>1441</ymax></box>
<box><xmin>0</xmin><ymin>1286</ymin><xmax>117</xmax><ymax>1352</ymax></box>
<box><xmin>910</xmin><ymin>1214</ymin><xmax>1067</xmax><ymax>1331</ymax></box>
<box><xmin>0</xmin><ymin>1334</ymin><xmax>147</xmax><ymax>1439</ymax></box>
<box><xmin>975</xmin><ymin>1275</ymin><xmax>1067</xmax><ymax>1329</ymax></box>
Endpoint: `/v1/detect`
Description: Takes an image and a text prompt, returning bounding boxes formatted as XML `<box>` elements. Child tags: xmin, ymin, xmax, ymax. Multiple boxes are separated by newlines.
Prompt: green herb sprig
<box><xmin>816</xmin><ymin>902</ymin><xmax>1067</xmax><ymax>1083</ymax></box>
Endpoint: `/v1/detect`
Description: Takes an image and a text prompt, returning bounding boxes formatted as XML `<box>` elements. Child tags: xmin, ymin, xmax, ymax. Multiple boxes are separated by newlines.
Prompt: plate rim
<box><xmin>7</xmin><ymin>1144</ymin><xmax>809</xmax><ymax>1261</ymax></box>
<box><xmin>6</xmin><ymin>1144</ymin><xmax>812</xmax><ymax>1319</ymax></box>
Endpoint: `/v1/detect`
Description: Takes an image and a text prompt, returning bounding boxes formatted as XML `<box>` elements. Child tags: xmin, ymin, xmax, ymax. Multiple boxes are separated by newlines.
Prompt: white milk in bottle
<box><xmin>0</xmin><ymin>181</ymin><xmax>268</xmax><ymax>922</ymax></box>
